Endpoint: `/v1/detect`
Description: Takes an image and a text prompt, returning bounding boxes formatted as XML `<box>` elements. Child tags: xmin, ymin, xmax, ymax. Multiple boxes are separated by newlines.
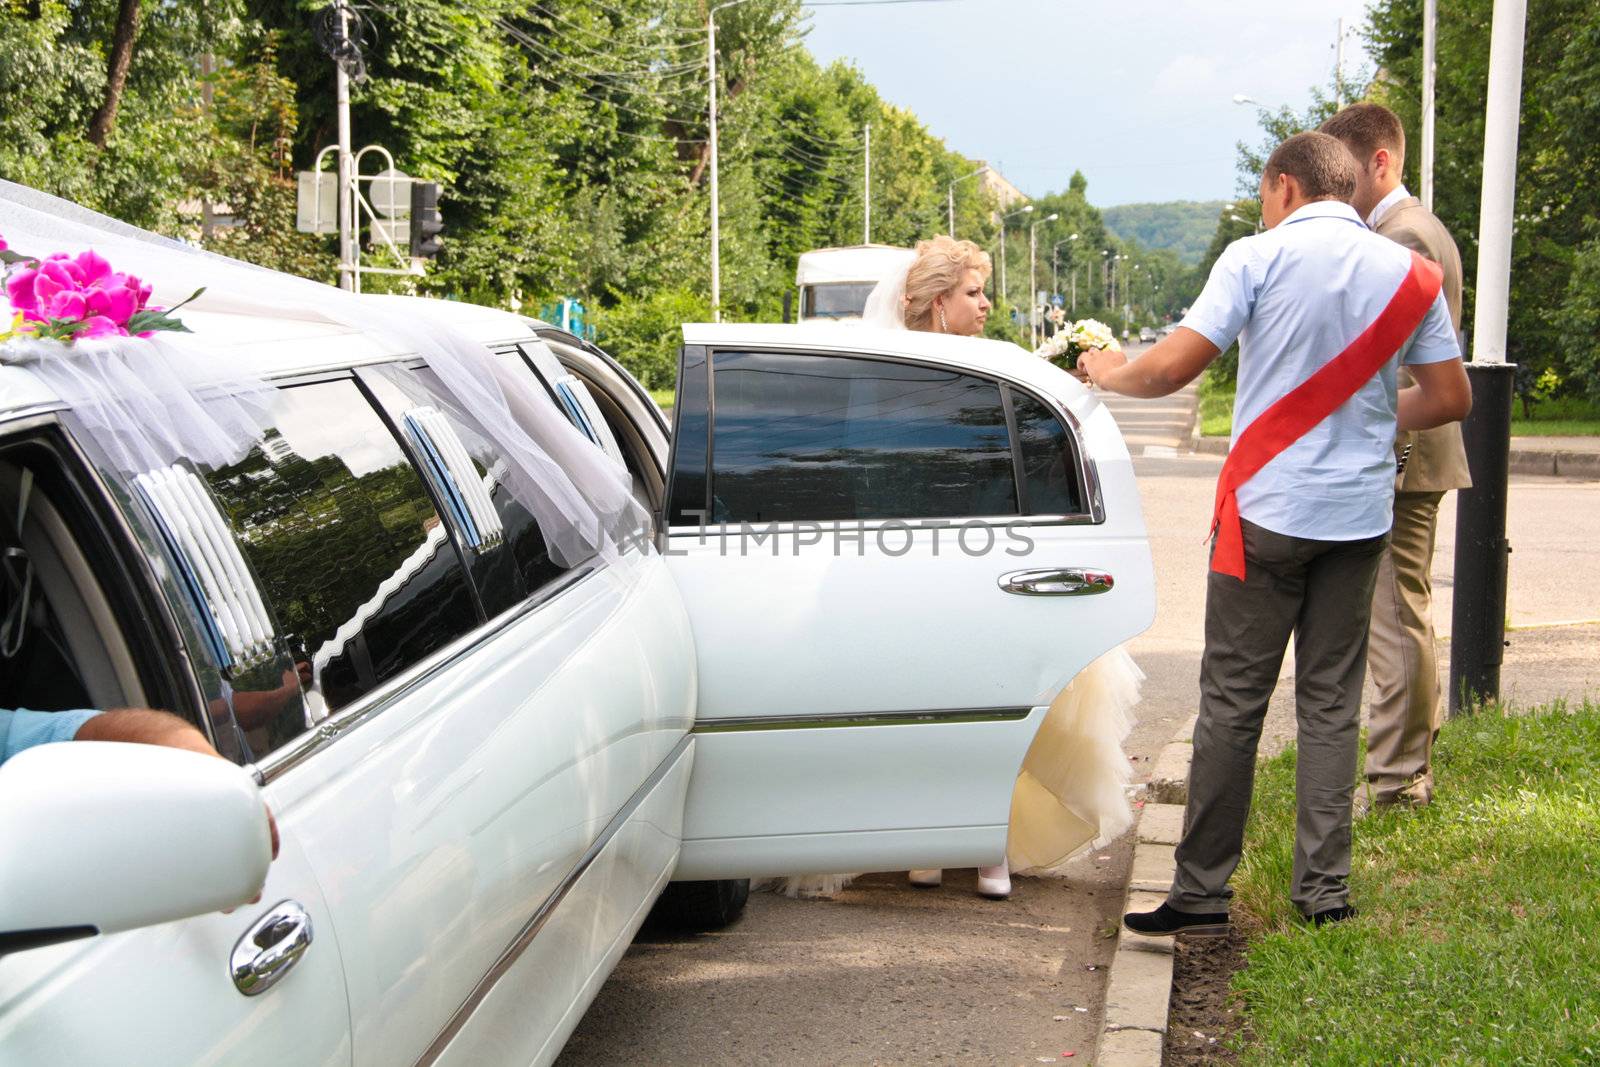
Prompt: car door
<box><xmin>661</xmin><ymin>325</ymin><xmax>1155</xmax><ymax>879</ymax></box>
<box><xmin>212</xmin><ymin>366</ymin><xmax>691</xmax><ymax>1067</ymax></box>
<box><xmin>0</xmin><ymin>419</ymin><xmax>352</xmax><ymax>1067</ymax></box>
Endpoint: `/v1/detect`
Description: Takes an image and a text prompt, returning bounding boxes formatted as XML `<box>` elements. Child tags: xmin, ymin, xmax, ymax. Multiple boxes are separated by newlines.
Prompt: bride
<box><xmin>773</xmin><ymin>235</ymin><xmax>1145</xmax><ymax>901</ymax></box>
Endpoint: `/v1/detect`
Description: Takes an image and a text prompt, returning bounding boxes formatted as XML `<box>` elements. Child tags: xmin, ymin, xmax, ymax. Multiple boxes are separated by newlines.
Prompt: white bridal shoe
<box><xmin>976</xmin><ymin>860</ymin><xmax>1011</xmax><ymax>900</ymax></box>
<box><xmin>907</xmin><ymin>869</ymin><xmax>943</xmax><ymax>888</ymax></box>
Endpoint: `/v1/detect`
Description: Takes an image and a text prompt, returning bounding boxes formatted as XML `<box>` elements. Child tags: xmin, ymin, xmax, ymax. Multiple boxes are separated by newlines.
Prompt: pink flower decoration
<box><xmin>0</xmin><ymin>233</ymin><xmax>8</xmax><ymax>253</ymax></box>
<box><xmin>3</xmin><ymin>247</ymin><xmax>157</xmax><ymax>339</ymax></box>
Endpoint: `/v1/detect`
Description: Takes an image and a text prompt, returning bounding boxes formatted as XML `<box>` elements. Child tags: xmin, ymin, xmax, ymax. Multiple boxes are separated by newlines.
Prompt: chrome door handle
<box><xmin>231</xmin><ymin>900</ymin><xmax>313</xmax><ymax>996</ymax></box>
<box><xmin>998</xmin><ymin>568</ymin><xmax>1114</xmax><ymax>596</ymax></box>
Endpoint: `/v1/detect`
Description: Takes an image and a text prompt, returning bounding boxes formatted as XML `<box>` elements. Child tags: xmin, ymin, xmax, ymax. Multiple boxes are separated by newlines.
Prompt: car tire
<box><xmin>649</xmin><ymin>878</ymin><xmax>750</xmax><ymax>931</ymax></box>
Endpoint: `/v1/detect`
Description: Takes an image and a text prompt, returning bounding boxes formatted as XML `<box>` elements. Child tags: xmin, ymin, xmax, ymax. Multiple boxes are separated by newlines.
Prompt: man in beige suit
<box><xmin>1322</xmin><ymin>103</ymin><xmax>1472</xmax><ymax>809</ymax></box>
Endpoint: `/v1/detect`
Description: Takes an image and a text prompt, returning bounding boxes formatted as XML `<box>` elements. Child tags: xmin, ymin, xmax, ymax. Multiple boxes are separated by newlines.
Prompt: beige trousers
<box><xmin>1364</xmin><ymin>491</ymin><xmax>1446</xmax><ymax>804</ymax></box>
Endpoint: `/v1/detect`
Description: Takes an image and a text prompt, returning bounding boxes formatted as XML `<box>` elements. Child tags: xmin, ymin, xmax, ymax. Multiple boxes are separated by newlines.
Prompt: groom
<box><xmin>1078</xmin><ymin>132</ymin><xmax>1470</xmax><ymax>931</ymax></box>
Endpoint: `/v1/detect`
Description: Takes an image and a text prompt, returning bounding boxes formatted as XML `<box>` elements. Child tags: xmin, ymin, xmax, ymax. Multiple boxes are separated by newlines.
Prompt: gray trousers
<box><xmin>1168</xmin><ymin>520</ymin><xmax>1388</xmax><ymax>918</ymax></box>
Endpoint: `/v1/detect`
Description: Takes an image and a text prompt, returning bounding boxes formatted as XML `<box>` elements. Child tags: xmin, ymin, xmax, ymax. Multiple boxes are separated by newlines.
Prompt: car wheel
<box><xmin>648</xmin><ymin>878</ymin><xmax>750</xmax><ymax>931</ymax></box>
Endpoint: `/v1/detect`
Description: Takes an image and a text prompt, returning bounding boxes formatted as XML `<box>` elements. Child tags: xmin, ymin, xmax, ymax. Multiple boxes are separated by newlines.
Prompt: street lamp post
<box><xmin>1028</xmin><ymin>212</ymin><xmax>1060</xmax><ymax>348</ymax></box>
<box><xmin>1450</xmin><ymin>0</ymin><xmax>1527</xmax><ymax>715</ymax></box>
<box><xmin>998</xmin><ymin>204</ymin><xmax>1033</xmax><ymax>313</ymax></box>
<box><xmin>947</xmin><ymin>165</ymin><xmax>988</xmax><ymax>237</ymax></box>
<box><xmin>707</xmin><ymin>0</ymin><xmax>755</xmax><ymax>323</ymax></box>
<box><xmin>1051</xmin><ymin>233</ymin><xmax>1079</xmax><ymax>301</ymax></box>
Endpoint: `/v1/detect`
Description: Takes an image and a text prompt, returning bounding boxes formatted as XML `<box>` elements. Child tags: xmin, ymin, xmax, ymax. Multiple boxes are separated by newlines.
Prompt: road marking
<box><xmin>1142</xmin><ymin>445</ymin><xmax>1178</xmax><ymax>458</ymax></box>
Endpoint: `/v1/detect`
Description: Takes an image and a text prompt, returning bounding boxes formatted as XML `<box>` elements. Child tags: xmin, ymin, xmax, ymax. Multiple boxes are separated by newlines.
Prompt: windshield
<box><xmin>801</xmin><ymin>282</ymin><xmax>878</xmax><ymax>320</ymax></box>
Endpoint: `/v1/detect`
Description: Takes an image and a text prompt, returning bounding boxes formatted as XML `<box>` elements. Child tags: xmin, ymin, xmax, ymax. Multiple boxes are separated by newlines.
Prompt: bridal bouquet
<box><xmin>1</xmin><ymin>233</ymin><xmax>199</xmax><ymax>345</ymax></box>
<box><xmin>1036</xmin><ymin>317</ymin><xmax>1121</xmax><ymax>369</ymax></box>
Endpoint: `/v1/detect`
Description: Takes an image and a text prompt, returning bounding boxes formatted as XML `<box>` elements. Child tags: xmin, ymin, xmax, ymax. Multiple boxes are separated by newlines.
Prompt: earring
<box><xmin>938</xmin><ymin>306</ymin><xmax>949</xmax><ymax>332</ymax></box>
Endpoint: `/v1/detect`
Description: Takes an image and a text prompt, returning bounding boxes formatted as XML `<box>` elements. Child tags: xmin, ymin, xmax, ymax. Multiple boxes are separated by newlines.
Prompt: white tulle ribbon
<box><xmin>0</xmin><ymin>179</ymin><xmax>643</xmax><ymax>568</ymax></box>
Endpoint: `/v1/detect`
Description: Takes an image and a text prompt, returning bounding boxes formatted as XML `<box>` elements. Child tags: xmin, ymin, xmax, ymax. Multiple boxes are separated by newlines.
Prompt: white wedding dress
<box><xmin>764</xmin><ymin>268</ymin><xmax>1146</xmax><ymax>898</ymax></box>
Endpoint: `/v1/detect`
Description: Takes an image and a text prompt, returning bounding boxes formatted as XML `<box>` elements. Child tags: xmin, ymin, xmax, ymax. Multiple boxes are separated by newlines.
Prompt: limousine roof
<box><xmin>0</xmin><ymin>296</ymin><xmax>555</xmax><ymax>416</ymax></box>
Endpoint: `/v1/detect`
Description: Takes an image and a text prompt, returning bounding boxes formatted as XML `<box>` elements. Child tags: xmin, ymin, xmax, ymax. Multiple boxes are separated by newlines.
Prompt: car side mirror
<box><xmin>0</xmin><ymin>741</ymin><xmax>272</xmax><ymax>953</ymax></box>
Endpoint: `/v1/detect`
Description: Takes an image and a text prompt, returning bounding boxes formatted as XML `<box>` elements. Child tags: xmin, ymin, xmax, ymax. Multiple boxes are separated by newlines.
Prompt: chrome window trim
<box><xmin>692</xmin><ymin>706</ymin><xmax>1032</xmax><ymax>733</ymax></box>
<box><xmin>689</xmin><ymin>345</ymin><xmax>1105</xmax><ymax>529</ymax></box>
<box><xmin>413</xmin><ymin>733</ymin><xmax>695</xmax><ymax>1067</ymax></box>
<box><xmin>254</xmin><ymin>562</ymin><xmax>600</xmax><ymax>784</ymax></box>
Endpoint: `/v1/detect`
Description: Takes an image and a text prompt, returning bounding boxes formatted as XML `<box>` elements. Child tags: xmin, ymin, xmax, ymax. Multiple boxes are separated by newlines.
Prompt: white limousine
<box><xmin>0</xmin><ymin>211</ymin><xmax>1153</xmax><ymax>1066</ymax></box>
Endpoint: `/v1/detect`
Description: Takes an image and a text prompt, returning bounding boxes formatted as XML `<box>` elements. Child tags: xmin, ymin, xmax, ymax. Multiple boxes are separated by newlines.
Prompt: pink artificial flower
<box><xmin>75</xmin><ymin>315</ymin><xmax>125</xmax><ymax>339</ymax></box>
<box><xmin>0</xmin><ymin>233</ymin><xmax>8</xmax><ymax>253</ymax></box>
<box><xmin>5</xmin><ymin>247</ymin><xmax>150</xmax><ymax>335</ymax></box>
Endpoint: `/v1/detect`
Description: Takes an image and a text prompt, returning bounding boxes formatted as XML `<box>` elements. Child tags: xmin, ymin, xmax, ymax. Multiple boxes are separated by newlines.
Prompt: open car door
<box><xmin>663</xmin><ymin>325</ymin><xmax>1155</xmax><ymax>879</ymax></box>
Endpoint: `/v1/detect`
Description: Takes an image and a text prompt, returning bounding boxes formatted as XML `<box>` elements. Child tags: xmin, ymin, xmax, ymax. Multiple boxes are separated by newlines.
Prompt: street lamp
<box><xmin>947</xmin><ymin>165</ymin><xmax>988</xmax><ymax>237</ymax></box>
<box><xmin>707</xmin><ymin>0</ymin><xmax>757</xmax><ymax>322</ymax></box>
<box><xmin>998</xmin><ymin>204</ymin><xmax>1033</xmax><ymax>310</ymax></box>
<box><xmin>1051</xmin><ymin>233</ymin><xmax>1080</xmax><ymax>307</ymax></box>
<box><xmin>1029</xmin><ymin>212</ymin><xmax>1060</xmax><ymax>348</ymax></box>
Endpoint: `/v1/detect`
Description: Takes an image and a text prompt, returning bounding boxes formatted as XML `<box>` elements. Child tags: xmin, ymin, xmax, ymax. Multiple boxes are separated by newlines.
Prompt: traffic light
<box><xmin>409</xmin><ymin>181</ymin><xmax>444</xmax><ymax>259</ymax></box>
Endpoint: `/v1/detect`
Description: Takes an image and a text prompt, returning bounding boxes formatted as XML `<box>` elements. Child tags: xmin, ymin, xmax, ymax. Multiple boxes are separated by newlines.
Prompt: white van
<box><xmin>794</xmin><ymin>244</ymin><xmax>916</xmax><ymax>322</ymax></box>
<box><xmin>0</xmin><ymin>229</ymin><xmax>1154</xmax><ymax>1065</ymax></box>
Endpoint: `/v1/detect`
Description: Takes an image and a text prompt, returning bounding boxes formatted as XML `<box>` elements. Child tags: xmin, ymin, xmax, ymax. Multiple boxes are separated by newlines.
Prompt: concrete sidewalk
<box><xmin>1192</xmin><ymin>427</ymin><xmax>1600</xmax><ymax>479</ymax></box>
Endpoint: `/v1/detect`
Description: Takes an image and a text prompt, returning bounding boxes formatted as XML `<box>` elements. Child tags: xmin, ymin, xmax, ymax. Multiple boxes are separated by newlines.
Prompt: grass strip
<box><xmin>1228</xmin><ymin>702</ymin><xmax>1600</xmax><ymax>1065</ymax></box>
<box><xmin>1197</xmin><ymin>370</ymin><xmax>1235</xmax><ymax>438</ymax></box>
<box><xmin>1511</xmin><ymin>396</ymin><xmax>1600</xmax><ymax>437</ymax></box>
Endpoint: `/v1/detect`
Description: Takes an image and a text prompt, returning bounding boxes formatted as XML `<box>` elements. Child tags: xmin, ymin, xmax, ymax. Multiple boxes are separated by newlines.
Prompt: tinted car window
<box><xmin>365</xmin><ymin>367</ymin><xmax>571</xmax><ymax>618</ymax></box>
<box><xmin>1009</xmin><ymin>388</ymin><xmax>1085</xmax><ymax>516</ymax></box>
<box><xmin>202</xmin><ymin>379</ymin><xmax>478</xmax><ymax>746</ymax></box>
<box><xmin>707</xmin><ymin>351</ymin><xmax>1016</xmax><ymax>523</ymax></box>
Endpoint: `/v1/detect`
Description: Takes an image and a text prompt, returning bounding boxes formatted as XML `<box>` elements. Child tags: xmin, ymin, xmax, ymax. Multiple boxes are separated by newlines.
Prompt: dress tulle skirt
<box><xmin>760</xmin><ymin>648</ymin><xmax>1144</xmax><ymax>897</ymax></box>
<box><xmin>1008</xmin><ymin>646</ymin><xmax>1143</xmax><ymax>874</ymax></box>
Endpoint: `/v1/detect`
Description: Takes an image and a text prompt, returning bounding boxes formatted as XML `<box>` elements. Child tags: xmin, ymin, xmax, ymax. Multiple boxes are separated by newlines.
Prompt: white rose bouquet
<box><xmin>1035</xmin><ymin>317</ymin><xmax>1121</xmax><ymax>369</ymax></box>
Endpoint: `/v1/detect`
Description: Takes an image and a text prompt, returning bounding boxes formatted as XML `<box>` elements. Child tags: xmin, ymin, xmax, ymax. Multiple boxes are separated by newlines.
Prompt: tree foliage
<box><xmin>1</xmin><ymin>0</ymin><xmax>1189</xmax><ymax>375</ymax></box>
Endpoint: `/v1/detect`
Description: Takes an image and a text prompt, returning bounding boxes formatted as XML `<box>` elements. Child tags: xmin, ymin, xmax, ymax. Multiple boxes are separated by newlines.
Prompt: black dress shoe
<box><xmin>1123</xmin><ymin>903</ymin><xmax>1230</xmax><ymax>937</ymax></box>
<box><xmin>1310</xmin><ymin>904</ymin><xmax>1359</xmax><ymax>927</ymax></box>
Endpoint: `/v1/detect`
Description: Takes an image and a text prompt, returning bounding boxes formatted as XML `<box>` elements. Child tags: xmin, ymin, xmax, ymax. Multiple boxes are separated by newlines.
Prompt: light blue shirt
<box><xmin>0</xmin><ymin>708</ymin><xmax>101</xmax><ymax>765</ymax></box>
<box><xmin>1181</xmin><ymin>201</ymin><xmax>1461</xmax><ymax>541</ymax></box>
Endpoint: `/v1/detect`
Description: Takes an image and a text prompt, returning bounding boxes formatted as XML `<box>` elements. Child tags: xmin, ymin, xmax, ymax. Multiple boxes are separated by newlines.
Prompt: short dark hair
<box><xmin>1319</xmin><ymin>103</ymin><xmax>1406</xmax><ymax>165</ymax></box>
<box><xmin>1262</xmin><ymin>132</ymin><xmax>1359</xmax><ymax>203</ymax></box>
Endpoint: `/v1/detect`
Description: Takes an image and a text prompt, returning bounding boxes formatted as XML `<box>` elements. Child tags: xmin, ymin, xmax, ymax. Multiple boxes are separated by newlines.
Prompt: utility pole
<box><xmin>1334</xmin><ymin>17</ymin><xmax>1346</xmax><ymax>108</ymax></box>
<box><xmin>863</xmin><ymin>122</ymin><xmax>872</xmax><ymax>244</ymax></box>
<box><xmin>200</xmin><ymin>50</ymin><xmax>217</xmax><ymax>241</ymax></box>
<box><xmin>707</xmin><ymin>8</ymin><xmax>722</xmax><ymax>320</ymax></box>
<box><xmin>998</xmin><ymin>230</ymin><xmax>1006</xmax><ymax>308</ymax></box>
<box><xmin>1450</xmin><ymin>0</ymin><xmax>1526</xmax><ymax>715</ymax></box>
<box><xmin>1422</xmin><ymin>0</ymin><xmax>1437</xmax><ymax>210</ymax></box>
<box><xmin>335</xmin><ymin>0</ymin><xmax>356</xmax><ymax>291</ymax></box>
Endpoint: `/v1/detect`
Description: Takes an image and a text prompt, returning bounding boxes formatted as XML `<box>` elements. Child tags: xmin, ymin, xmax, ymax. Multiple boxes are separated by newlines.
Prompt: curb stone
<box><xmin>1188</xmin><ymin>421</ymin><xmax>1600</xmax><ymax>479</ymax></box>
<box><xmin>1095</xmin><ymin>720</ymin><xmax>1195</xmax><ymax>1067</ymax></box>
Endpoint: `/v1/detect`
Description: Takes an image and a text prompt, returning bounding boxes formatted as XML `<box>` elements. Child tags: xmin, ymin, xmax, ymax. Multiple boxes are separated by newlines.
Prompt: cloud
<box><xmin>1150</xmin><ymin>54</ymin><xmax>1223</xmax><ymax>101</ymax></box>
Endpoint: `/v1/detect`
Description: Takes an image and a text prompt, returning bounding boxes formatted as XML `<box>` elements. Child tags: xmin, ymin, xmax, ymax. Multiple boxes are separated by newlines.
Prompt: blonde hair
<box><xmin>903</xmin><ymin>235</ymin><xmax>992</xmax><ymax>333</ymax></box>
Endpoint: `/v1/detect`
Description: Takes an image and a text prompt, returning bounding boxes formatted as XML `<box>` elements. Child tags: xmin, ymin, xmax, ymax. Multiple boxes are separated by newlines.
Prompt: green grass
<box><xmin>1197</xmin><ymin>369</ymin><xmax>1235</xmax><ymax>438</ymax></box>
<box><xmin>1511</xmin><ymin>396</ymin><xmax>1600</xmax><ymax>437</ymax></box>
<box><xmin>1228</xmin><ymin>702</ymin><xmax>1600</xmax><ymax>1065</ymax></box>
<box><xmin>648</xmin><ymin>387</ymin><xmax>675</xmax><ymax>410</ymax></box>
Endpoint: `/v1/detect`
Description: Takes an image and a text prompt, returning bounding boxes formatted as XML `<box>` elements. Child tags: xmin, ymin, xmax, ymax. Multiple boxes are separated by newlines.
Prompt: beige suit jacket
<box><xmin>1377</xmin><ymin>197</ymin><xmax>1472</xmax><ymax>492</ymax></box>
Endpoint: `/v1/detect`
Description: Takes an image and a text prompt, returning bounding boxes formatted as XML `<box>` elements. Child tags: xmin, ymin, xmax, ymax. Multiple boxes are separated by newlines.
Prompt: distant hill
<box><xmin>1100</xmin><ymin>200</ymin><xmax>1227</xmax><ymax>266</ymax></box>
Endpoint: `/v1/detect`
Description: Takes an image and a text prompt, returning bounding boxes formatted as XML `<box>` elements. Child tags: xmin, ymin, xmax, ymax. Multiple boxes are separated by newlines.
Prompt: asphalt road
<box><xmin>559</xmin><ymin>353</ymin><xmax>1600</xmax><ymax>1064</ymax></box>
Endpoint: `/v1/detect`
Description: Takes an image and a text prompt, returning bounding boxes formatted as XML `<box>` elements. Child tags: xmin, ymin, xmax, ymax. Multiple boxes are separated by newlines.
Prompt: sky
<box><xmin>802</xmin><ymin>0</ymin><xmax>1375</xmax><ymax>208</ymax></box>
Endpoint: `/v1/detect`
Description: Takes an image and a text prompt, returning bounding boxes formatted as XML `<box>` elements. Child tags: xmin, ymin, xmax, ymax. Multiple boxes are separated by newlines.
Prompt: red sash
<box><xmin>1209</xmin><ymin>252</ymin><xmax>1443</xmax><ymax>580</ymax></box>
